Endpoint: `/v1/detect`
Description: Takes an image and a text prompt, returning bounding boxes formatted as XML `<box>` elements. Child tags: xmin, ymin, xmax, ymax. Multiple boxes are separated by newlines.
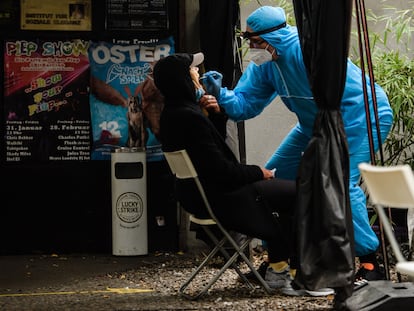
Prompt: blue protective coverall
<box><xmin>207</xmin><ymin>6</ymin><xmax>393</xmax><ymax>257</ymax></box>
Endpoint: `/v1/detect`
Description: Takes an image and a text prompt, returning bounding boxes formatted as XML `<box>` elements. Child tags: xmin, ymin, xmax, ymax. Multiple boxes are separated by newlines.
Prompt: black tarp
<box><xmin>292</xmin><ymin>0</ymin><xmax>355</xmax><ymax>303</ymax></box>
<box><xmin>199</xmin><ymin>0</ymin><xmax>240</xmax><ymax>88</ymax></box>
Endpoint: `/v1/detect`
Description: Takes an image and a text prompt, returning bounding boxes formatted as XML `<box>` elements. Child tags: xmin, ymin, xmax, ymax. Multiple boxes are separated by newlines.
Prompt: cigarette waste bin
<box><xmin>111</xmin><ymin>147</ymin><xmax>147</xmax><ymax>256</ymax></box>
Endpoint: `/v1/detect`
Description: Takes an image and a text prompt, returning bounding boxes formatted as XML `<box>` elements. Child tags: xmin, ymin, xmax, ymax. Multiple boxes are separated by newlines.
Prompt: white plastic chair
<box><xmin>358</xmin><ymin>163</ymin><xmax>414</xmax><ymax>279</ymax></box>
<box><xmin>163</xmin><ymin>149</ymin><xmax>273</xmax><ymax>299</ymax></box>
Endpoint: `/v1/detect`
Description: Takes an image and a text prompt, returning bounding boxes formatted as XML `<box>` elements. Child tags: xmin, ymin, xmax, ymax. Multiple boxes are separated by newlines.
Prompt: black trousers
<box><xmin>214</xmin><ymin>178</ymin><xmax>296</xmax><ymax>263</ymax></box>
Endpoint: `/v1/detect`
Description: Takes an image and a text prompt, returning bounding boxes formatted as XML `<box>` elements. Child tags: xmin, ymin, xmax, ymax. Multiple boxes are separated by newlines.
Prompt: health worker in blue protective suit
<box><xmin>201</xmin><ymin>6</ymin><xmax>393</xmax><ymax>281</ymax></box>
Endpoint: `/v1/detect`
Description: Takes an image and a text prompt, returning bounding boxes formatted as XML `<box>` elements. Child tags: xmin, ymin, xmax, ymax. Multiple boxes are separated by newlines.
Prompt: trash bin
<box><xmin>111</xmin><ymin>147</ymin><xmax>147</xmax><ymax>256</ymax></box>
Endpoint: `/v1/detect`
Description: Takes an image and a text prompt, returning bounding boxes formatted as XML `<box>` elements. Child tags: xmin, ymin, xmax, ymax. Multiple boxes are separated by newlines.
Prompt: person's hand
<box><xmin>261</xmin><ymin>168</ymin><xmax>275</xmax><ymax>180</ymax></box>
<box><xmin>200</xmin><ymin>71</ymin><xmax>222</xmax><ymax>99</ymax></box>
<box><xmin>199</xmin><ymin>94</ymin><xmax>220</xmax><ymax>113</ymax></box>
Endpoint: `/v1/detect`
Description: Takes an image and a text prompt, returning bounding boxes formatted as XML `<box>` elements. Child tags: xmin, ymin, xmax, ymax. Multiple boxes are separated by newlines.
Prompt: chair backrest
<box><xmin>164</xmin><ymin>149</ymin><xmax>216</xmax><ymax>220</ymax></box>
<box><xmin>359</xmin><ymin>162</ymin><xmax>414</xmax><ymax>265</ymax></box>
<box><xmin>164</xmin><ymin>149</ymin><xmax>198</xmax><ymax>179</ymax></box>
<box><xmin>358</xmin><ymin>162</ymin><xmax>414</xmax><ymax>209</ymax></box>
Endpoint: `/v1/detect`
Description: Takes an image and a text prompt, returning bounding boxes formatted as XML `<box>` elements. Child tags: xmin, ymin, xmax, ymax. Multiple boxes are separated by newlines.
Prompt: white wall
<box><xmin>240</xmin><ymin>1</ymin><xmax>297</xmax><ymax>166</ymax></box>
<box><xmin>244</xmin><ymin>99</ymin><xmax>297</xmax><ymax>166</ymax></box>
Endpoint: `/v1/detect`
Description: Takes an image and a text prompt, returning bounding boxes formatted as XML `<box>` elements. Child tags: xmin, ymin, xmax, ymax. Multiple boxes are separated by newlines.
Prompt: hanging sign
<box><xmin>20</xmin><ymin>0</ymin><xmax>92</xmax><ymax>31</ymax></box>
<box><xmin>106</xmin><ymin>0</ymin><xmax>168</xmax><ymax>31</ymax></box>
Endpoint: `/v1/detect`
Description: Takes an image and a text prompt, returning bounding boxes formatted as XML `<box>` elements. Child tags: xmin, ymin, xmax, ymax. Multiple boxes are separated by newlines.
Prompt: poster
<box><xmin>20</xmin><ymin>0</ymin><xmax>92</xmax><ymax>31</ymax></box>
<box><xmin>88</xmin><ymin>36</ymin><xmax>174</xmax><ymax>161</ymax></box>
<box><xmin>106</xmin><ymin>0</ymin><xmax>168</xmax><ymax>31</ymax></box>
<box><xmin>4</xmin><ymin>39</ymin><xmax>91</xmax><ymax>162</ymax></box>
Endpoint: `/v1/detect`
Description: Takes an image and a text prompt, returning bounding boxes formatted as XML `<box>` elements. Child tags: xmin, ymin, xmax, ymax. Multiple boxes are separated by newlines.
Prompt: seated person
<box><xmin>153</xmin><ymin>52</ymin><xmax>297</xmax><ymax>290</ymax></box>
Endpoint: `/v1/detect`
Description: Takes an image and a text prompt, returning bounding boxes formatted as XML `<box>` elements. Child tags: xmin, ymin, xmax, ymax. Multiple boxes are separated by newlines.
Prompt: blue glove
<box><xmin>200</xmin><ymin>71</ymin><xmax>223</xmax><ymax>99</ymax></box>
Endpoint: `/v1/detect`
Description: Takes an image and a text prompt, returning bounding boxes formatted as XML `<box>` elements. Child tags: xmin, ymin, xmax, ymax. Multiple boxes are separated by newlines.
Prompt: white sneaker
<box><xmin>281</xmin><ymin>281</ymin><xmax>335</xmax><ymax>297</ymax></box>
<box><xmin>264</xmin><ymin>266</ymin><xmax>291</xmax><ymax>289</ymax></box>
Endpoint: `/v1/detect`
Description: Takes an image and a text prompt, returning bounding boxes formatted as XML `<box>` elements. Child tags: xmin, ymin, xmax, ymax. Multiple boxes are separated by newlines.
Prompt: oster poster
<box><xmin>20</xmin><ymin>0</ymin><xmax>92</xmax><ymax>31</ymax></box>
<box><xmin>88</xmin><ymin>36</ymin><xmax>174</xmax><ymax>161</ymax></box>
<box><xmin>3</xmin><ymin>39</ymin><xmax>91</xmax><ymax>162</ymax></box>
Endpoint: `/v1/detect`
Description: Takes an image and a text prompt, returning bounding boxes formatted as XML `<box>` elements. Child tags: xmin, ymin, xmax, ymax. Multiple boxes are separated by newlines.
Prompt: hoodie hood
<box><xmin>246</xmin><ymin>6</ymin><xmax>298</xmax><ymax>58</ymax></box>
<box><xmin>153</xmin><ymin>53</ymin><xmax>203</xmax><ymax>103</ymax></box>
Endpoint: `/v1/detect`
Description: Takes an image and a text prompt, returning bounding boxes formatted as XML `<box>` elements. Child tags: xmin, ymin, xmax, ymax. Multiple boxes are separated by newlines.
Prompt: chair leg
<box><xmin>179</xmin><ymin>226</ymin><xmax>273</xmax><ymax>300</ymax></box>
<box><xmin>212</xmin><ymin>226</ymin><xmax>273</xmax><ymax>294</ymax></box>
<box><xmin>208</xmin><ymin>234</ymin><xmax>273</xmax><ymax>295</ymax></box>
<box><xmin>179</xmin><ymin>235</ymin><xmax>228</xmax><ymax>300</ymax></box>
<box><xmin>236</xmin><ymin>245</ymin><xmax>273</xmax><ymax>294</ymax></box>
<box><xmin>378</xmin><ymin>214</ymin><xmax>391</xmax><ymax>280</ymax></box>
<box><xmin>202</xmin><ymin>227</ymin><xmax>254</xmax><ymax>284</ymax></box>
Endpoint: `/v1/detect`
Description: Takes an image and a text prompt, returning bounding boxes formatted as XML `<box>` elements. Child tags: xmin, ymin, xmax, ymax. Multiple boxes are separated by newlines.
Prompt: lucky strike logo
<box><xmin>116</xmin><ymin>192</ymin><xmax>144</xmax><ymax>223</ymax></box>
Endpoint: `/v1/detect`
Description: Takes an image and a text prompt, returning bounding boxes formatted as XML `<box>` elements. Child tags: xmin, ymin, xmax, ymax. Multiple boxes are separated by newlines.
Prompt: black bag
<box><xmin>292</xmin><ymin>111</ymin><xmax>355</xmax><ymax>298</ymax></box>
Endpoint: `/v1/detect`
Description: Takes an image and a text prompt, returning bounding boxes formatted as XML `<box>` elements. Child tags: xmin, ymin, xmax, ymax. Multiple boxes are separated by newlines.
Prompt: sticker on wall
<box><xmin>20</xmin><ymin>0</ymin><xmax>92</xmax><ymax>31</ymax></box>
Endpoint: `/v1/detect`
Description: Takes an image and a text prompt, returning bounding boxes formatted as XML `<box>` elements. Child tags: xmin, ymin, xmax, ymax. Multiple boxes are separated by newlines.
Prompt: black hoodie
<box><xmin>153</xmin><ymin>53</ymin><xmax>263</xmax><ymax>216</ymax></box>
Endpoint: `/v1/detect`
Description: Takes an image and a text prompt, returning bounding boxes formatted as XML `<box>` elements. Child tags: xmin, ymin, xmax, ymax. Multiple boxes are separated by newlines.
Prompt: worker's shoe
<box><xmin>355</xmin><ymin>262</ymin><xmax>385</xmax><ymax>283</ymax></box>
<box><xmin>281</xmin><ymin>281</ymin><xmax>335</xmax><ymax>297</ymax></box>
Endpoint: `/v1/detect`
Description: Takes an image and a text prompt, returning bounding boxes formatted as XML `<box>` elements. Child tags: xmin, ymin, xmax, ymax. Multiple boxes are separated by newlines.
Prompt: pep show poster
<box><xmin>3</xmin><ymin>39</ymin><xmax>91</xmax><ymax>162</ymax></box>
<box><xmin>88</xmin><ymin>36</ymin><xmax>174</xmax><ymax>161</ymax></box>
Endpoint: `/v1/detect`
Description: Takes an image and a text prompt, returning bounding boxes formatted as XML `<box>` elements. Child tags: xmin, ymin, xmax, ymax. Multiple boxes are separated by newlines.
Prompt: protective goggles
<box><xmin>241</xmin><ymin>22</ymin><xmax>287</xmax><ymax>39</ymax></box>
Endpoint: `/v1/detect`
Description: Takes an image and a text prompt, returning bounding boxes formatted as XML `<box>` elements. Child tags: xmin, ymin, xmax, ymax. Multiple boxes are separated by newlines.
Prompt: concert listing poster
<box><xmin>4</xmin><ymin>39</ymin><xmax>91</xmax><ymax>162</ymax></box>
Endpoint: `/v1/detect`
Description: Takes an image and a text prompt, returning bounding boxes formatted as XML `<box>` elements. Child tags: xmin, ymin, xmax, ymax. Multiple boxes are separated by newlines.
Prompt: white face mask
<box><xmin>249</xmin><ymin>46</ymin><xmax>273</xmax><ymax>66</ymax></box>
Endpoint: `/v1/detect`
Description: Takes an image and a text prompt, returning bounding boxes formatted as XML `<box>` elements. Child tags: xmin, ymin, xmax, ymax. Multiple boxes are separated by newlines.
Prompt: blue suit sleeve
<box><xmin>218</xmin><ymin>62</ymin><xmax>279</xmax><ymax>121</ymax></box>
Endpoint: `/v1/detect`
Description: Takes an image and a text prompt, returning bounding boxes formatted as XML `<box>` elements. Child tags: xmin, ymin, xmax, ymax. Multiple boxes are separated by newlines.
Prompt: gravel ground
<box><xmin>0</xmin><ymin>241</ymin><xmax>410</xmax><ymax>311</ymax></box>
<box><xmin>0</xmin><ymin>249</ymin><xmax>335</xmax><ymax>310</ymax></box>
<box><xmin>126</xmin><ymin>251</ymin><xmax>337</xmax><ymax>310</ymax></box>
<box><xmin>118</xmin><ymin>251</ymin><xmax>336</xmax><ymax>310</ymax></box>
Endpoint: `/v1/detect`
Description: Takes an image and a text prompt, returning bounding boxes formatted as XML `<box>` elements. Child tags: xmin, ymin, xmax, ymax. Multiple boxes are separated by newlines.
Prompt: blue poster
<box><xmin>88</xmin><ymin>36</ymin><xmax>174</xmax><ymax>160</ymax></box>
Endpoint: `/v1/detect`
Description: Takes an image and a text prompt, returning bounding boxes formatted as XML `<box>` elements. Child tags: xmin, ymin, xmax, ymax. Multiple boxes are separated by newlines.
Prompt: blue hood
<box><xmin>247</xmin><ymin>6</ymin><xmax>298</xmax><ymax>58</ymax></box>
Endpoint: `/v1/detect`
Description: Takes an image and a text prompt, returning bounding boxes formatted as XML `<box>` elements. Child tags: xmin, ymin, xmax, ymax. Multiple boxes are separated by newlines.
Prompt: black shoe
<box><xmin>355</xmin><ymin>264</ymin><xmax>385</xmax><ymax>282</ymax></box>
<box><xmin>239</xmin><ymin>261</ymin><xmax>269</xmax><ymax>282</ymax></box>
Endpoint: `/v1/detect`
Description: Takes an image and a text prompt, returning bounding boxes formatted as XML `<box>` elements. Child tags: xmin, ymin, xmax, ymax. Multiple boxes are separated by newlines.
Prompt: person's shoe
<box><xmin>238</xmin><ymin>261</ymin><xmax>269</xmax><ymax>283</ymax></box>
<box><xmin>281</xmin><ymin>281</ymin><xmax>335</xmax><ymax>297</ymax></box>
<box><xmin>264</xmin><ymin>266</ymin><xmax>291</xmax><ymax>289</ymax></box>
<box><xmin>355</xmin><ymin>263</ymin><xmax>385</xmax><ymax>282</ymax></box>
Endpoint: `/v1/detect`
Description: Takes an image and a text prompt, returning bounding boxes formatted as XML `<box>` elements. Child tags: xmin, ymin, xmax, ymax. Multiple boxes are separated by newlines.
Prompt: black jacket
<box><xmin>153</xmin><ymin>53</ymin><xmax>263</xmax><ymax>216</ymax></box>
